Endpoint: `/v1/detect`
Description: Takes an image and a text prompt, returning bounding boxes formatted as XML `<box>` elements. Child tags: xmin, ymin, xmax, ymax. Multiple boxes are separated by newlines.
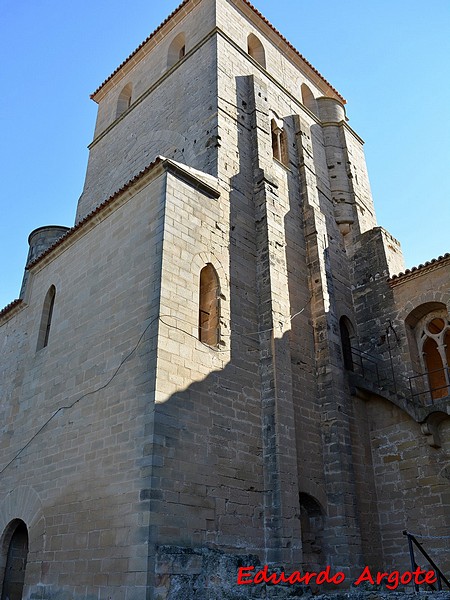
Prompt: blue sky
<box><xmin>1</xmin><ymin>0</ymin><xmax>449</xmax><ymax>309</ymax></box>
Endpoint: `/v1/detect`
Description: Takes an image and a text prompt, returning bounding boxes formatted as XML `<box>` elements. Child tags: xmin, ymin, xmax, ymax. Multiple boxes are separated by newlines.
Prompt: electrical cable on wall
<box><xmin>1</xmin><ymin>296</ymin><xmax>312</xmax><ymax>475</ymax></box>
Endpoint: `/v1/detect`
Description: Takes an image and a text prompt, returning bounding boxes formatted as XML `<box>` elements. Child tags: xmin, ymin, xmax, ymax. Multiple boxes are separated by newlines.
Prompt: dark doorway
<box><xmin>299</xmin><ymin>493</ymin><xmax>325</xmax><ymax>572</ymax></box>
<box><xmin>1</xmin><ymin>521</ymin><xmax>29</xmax><ymax>600</ymax></box>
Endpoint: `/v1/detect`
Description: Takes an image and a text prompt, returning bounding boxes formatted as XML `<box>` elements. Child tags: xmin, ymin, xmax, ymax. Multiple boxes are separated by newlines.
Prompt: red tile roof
<box><xmin>2</xmin><ymin>156</ymin><xmax>220</xmax><ymax>319</ymax></box>
<box><xmin>91</xmin><ymin>0</ymin><xmax>344</xmax><ymax>102</ymax></box>
<box><xmin>389</xmin><ymin>253</ymin><xmax>450</xmax><ymax>283</ymax></box>
<box><xmin>91</xmin><ymin>0</ymin><xmax>191</xmax><ymax>99</ymax></box>
<box><xmin>26</xmin><ymin>157</ymin><xmax>164</xmax><ymax>271</ymax></box>
<box><xmin>241</xmin><ymin>0</ymin><xmax>344</xmax><ymax>101</ymax></box>
<box><xmin>0</xmin><ymin>298</ymin><xmax>23</xmax><ymax>320</ymax></box>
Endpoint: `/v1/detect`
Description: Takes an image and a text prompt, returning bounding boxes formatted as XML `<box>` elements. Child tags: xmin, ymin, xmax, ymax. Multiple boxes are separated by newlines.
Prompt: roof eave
<box><xmin>90</xmin><ymin>0</ymin><xmax>344</xmax><ymax>104</ymax></box>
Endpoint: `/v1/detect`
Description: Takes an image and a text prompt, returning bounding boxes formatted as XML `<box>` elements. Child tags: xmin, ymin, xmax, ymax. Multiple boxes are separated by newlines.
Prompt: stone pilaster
<box><xmin>296</xmin><ymin>114</ymin><xmax>364</xmax><ymax>575</ymax></box>
<box><xmin>249</xmin><ymin>75</ymin><xmax>302</xmax><ymax>569</ymax></box>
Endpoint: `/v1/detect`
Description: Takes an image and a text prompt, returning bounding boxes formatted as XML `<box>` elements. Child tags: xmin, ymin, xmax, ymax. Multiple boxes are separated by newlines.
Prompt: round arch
<box><xmin>167</xmin><ymin>32</ymin><xmax>186</xmax><ymax>68</ymax></box>
<box><xmin>0</xmin><ymin>520</ymin><xmax>29</xmax><ymax>600</ymax></box>
<box><xmin>400</xmin><ymin>291</ymin><xmax>450</xmax><ymax>324</ymax></box>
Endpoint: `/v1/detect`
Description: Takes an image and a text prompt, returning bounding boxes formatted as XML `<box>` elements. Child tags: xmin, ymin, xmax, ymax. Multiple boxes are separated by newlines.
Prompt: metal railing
<box><xmin>350</xmin><ymin>347</ymin><xmax>410</xmax><ymax>397</ymax></box>
<box><xmin>350</xmin><ymin>347</ymin><xmax>381</xmax><ymax>387</ymax></box>
<box><xmin>403</xmin><ymin>530</ymin><xmax>450</xmax><ymax>592</ymax></box>
<box><xmin>408</xmin><ymin>367</ymin><xmax>450</xmax><ymax>406</ymax></box>
<box><xmin>349</xmin><ymin>348</ymin><xmax>450</xmax><ymax>406</ymax></box>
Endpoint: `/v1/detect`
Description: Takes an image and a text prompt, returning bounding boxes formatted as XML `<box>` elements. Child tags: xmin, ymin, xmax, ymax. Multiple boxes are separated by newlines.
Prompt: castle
<box><xmin>1</xmin><ymin>0</ymin><xmax>449</xmax><ymax>598</ymax></box>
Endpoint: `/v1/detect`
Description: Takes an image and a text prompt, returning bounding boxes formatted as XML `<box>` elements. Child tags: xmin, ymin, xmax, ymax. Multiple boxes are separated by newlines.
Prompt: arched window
<box><xmin>199</xmin><ymin>264</ymin><xmax>220</xmax><ymax>346</ymax></box>
<box><xmin>247</xmin><ymin>33</ymin><xmax>266</xmax><ymax>69</ymax></box>
<box><xmin>339</xmin><ymin>316</ymin><xmax>354</xmax><ymax>371</ymax></box>
<box><xmin>116</xmin><ymin>83</ymin><xmax>133</xmax><ymax>119</ymax></box>
<box><xmin>423</xmin><ymin>336</ymin><xmax>446</xmax><ymax>397</ymax></box>
<box><xmin>271</xmin><ymin>119</ymin><xmax>288</xmax><ymax>167</ymax></box>
<box><xmin>36</xmin><ymin>285</ymin><xmax>56</xmax><ymax>351</ymax></box>
<box><xmin>168</xmin><ymin>32</ymin><xmax>186</xmax><ymax>68</ymax></box>
<box><xmin>405</xmin><ymin>304</ymin><xmax>450</xmax><ymax>402</ymax></box>
<box><xmin>1</xmin><ymin>520</ymin><xmax>29</xmax><ymax>600</ymax></box>
<box><xmin>301</xmin><ymin>83</ymin><xmax>317</xmax><ymax>116</ymax></box>
<box><xmin>419</xmin><ymin>314</ymin><xmax>450</xmax><ymax>400</ymax></box>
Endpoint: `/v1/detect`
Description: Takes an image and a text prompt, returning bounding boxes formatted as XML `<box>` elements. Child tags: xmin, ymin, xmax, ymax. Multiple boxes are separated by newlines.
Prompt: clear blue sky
<box><xmin>1</xmin><ymin>0</ymin><xmax>449</xmax><ymax>309</ymax></box>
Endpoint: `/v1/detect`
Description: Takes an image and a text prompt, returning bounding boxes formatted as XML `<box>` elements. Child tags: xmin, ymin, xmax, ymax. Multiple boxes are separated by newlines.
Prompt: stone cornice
<box><xmin>0</xmin><ymin>299</ymin><xmax>24</xmax><ymax>324</ymax></box>
<box><xmin>90</xmin><ymin>0</ymin><xmax>344</xmax><ymax>105</ymax></box>
<box><xmin>389</xmin><ymin>254</ymin><xmax>450</xmax><ymax>287</ymax></box>
<box><xmin>26</xmin><ymin>158</ymin><xmax>219</xmax><ymax>275</ymax></box>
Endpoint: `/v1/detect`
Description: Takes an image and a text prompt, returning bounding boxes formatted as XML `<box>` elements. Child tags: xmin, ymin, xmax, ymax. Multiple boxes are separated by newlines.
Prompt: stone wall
<box><xmin>0</xmin><ymin>169</ymin><xmax>167</xmax><ymax>600</ymax></box>
<box><xmin>1</xmin><ymin>0</ymin><xmax>449</xmax><ymax>598</ymax></box>
<box><xmin>77</xmin><ymin>23</ymin><xmax>219</xmax><ymax>221</ymax></box>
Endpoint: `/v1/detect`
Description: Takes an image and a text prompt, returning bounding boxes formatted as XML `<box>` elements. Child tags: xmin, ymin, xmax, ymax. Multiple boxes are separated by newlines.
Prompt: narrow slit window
<box><xmin>271</xmin><ymin>119</ymin><xmax>281</xmax><ymax>161</ymax></box>
<box><xmin>339</xmin><ymin>316</ymin><xmax>354</xmax><ymax>371</ymax></box>
<box><xmin>199</xmin><ymin>264</ymin><xmax>220</xmax><ymax>346</ymax></box>
<box><xmin>271</xmin><ymin>119</ymin><xmax>289</xmax><ymax>167</ymax></box>
<box><xmin>37</xmin><ymin>285</ymin><xmax>56</xmax><ymax>351</ymax></box>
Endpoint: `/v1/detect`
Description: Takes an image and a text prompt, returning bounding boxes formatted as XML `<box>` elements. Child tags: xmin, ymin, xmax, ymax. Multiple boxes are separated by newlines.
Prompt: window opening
<box><xmin>199</xmin><ymin>264</ymin><xmax>220</xmax><ymax>346</ymax></box>
<box><xmin>36</xmin><ymin>285</ymin><xmax>56</xmax><ymax>351</ymax></box>
<box><xmin>301</xmin><ymin>83</ymin><xmax>318</xmax><ymax>116</ymax></box>
<box><xmin>407</xmin><ymin>305</ymin><xmax>450</xmax><ymax>402</ymax></box>
<box><xmin>116</xmin><ymin>83</ymin><xmax>132</xmax><ymax>119</ymax></box>
<box><xmin>420</xmin><ymin>315</ymin><xmax>450</xmax><ymax>400</ymax></box>
<box><xmin>423</xmin><ymin>337</ymin><xmax>446</xmax><ymax>399</ymax></box>
<box><xmin>427</xmin><ymin>318</ymin><xmax>445</xmax><ymax>335</ymax></box>
<box><xmin>271</xmin><ymin>119</ymin><xmax>288</xmax><ymax>166</ymax></box>
<box><xmin>247</xmin><ymin>33</ymin><xmax>266</xmax><ymax>69</ymax></box>
<box><xmin>339</xmin><ymin>316</ymin><xmax>354</xmax><ymax>371</ymax></box>
<box><xmin>168</xmin><ymin>33</ymin><xmax>186</xmax><ymax>68</ymax></box>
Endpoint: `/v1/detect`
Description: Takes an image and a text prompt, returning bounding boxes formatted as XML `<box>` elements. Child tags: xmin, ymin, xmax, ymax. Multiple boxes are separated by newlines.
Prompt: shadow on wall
<box><xmin>2</xmin><ymin>74</ymin><xmax>450</xmax><ymax>600</ymax></box>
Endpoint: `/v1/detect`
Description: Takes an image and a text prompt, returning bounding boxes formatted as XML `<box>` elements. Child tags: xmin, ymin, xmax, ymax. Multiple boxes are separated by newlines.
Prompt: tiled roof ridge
<box><xmin>26</xmin><ymin>156</ymin><xmax>164</xmax><ymax>271</ymax></box>
<box><xmin>390</xmin><ymin>253</ymin><xmax>450</xmax><ymax>281</ymax></box>
<box><xmin>0</xmin><ymin>298</ymin><xmax>23</xmax><ymax>320</ymax></box>
<box><xmin>90</xmin><ymin>0</ymin><xmax>344</xmax><ymax>102</ymax></box>
<box><xmin>1</xmin><ymin>156</ymin><xmax>218</xmax><ymax>320</ymax></box>
<box><xmin>90</xmin><ymin>0</ymin><xmax>191</xmax><ymax>98</ymax></box>
<box><xmin>241</xmin><ymin>0</ymin><xmax>344</xmax><ymax>101</ymax></box>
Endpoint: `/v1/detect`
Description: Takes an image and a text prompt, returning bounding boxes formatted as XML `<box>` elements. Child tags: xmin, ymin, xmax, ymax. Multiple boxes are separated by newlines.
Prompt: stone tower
<box><xmin>1</xmin><ymin>1</ymin><xmax>449</xmax><ymax>599</ymax></box>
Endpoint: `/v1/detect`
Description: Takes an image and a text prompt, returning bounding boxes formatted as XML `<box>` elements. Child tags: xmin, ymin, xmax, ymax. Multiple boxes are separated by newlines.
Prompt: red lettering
<box><xmin>266</xmin><ymin>570</ymin><xmax>283</xmax><ymax>585</ymax></box>
<box><xmin>332</xmin><ymin>572</ymin><xmax>346</xmax><ymax>585</ymax></box>
<box><xmin>386</xmin><ymin>571</ymin><xmax>400</xmax><ymax>590</ymax></box>
<box><xmin>400</xmin><ymin>572</ymin><xmax>413</xmax><ymax>585</ymax></box>
<box><xmin>412</xmin><ymin>566</ymin><xmax>429</xmax><ymax>585</ymax></box>
<box><xmin>354</xmin><ymin>566</ymin><xmax>375</xmax><ymax>586</ymax></box>
<box><xmin>287</xmin><ymin>571</ymin><xmax>303</xmax><ymax>584</ymax></box>
<box><xmin>316</xmin><ymin>566</ymin><xmax>331</xmax><ymax>585</ymax></box>
<box><xmin>302</xmin><ymin>572</ymin><xmax>317</xmax><ymax>584</ymax></box>
<box><xmin>424</xmin><ymin>571</ymin><xmax>437</xmax><ymax>585</ymax></box>
<box><xmin>237</xmin><ymin>564</ymin><xmax>346</xmax><ymax>587</ymax></box>
<box><xmin>316</xmin><ymin>571</ymin><xmax>326</xmax><ymax>585</ymax></box>
<box><xmin>253</xmin><ymin>565</ymin><xmax>268</xmax><ymax>584</ymax></box>
<box><xmin>375</xmin><ymin>572</ymin><xmax>389</xmax><ymax>584</ymax></box>
<box><xmin>237</xmin><ymin>566</ymin><xmax>254</xmax><ymax>585</ymax></box>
